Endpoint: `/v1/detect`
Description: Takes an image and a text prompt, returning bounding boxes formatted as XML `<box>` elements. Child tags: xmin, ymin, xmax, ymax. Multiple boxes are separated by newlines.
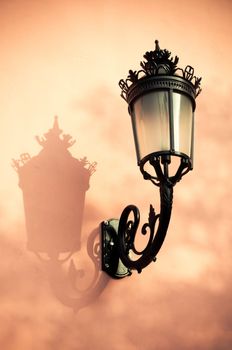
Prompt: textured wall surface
<box><xmin>1</xmin><ymin>1</ymin><xmax>232</xmax><ymax>349</ymax></box>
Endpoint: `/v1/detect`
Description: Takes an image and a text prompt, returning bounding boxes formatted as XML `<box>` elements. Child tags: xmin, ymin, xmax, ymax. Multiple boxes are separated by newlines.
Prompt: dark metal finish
<box><xmin>102</xmin><ymin>219</ymin><xmax>131</xmax><ymax>278</ymax></box>
<box><xmin>126</xmin><ymin>75</ymin><xmax>197</xmax><ymax>110</ymax></box>
<box><xmin>118</xmin><ymin>182</ymin><xmax>173</xmax><ymax>274</ymax></box>
<box><xmin>101</xmin><ymin>40</ymin><xmax>201</xmax><ymax>278</ymax></box>
<box><xmin>119</xmin><ymin>40</ymin><xmax>201</xmax><ymax>105</ymax></box>
<box><xmin>102</xmin><ymin>156</ymin><xmax>175</xmax><ymax>277</ymax></box>
<box><xmin>139</xmin><ymin>151</ymin><xmax>192</xmax><ymax>186</ymax></box>
<box><xmin>120</xmin><ymin>40</ymin><xmax>201</xmax><ymax>175</ymax></box>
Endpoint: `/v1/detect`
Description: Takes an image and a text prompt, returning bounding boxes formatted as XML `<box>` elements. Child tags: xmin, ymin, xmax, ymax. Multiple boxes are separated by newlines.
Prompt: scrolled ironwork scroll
<box><xmin>117</xmin><ymin>181</ymin><xmax>173</xmax><ymax>274</ymax></box>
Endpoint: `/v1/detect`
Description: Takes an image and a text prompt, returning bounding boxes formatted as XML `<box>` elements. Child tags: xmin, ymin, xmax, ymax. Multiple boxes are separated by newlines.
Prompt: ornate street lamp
<box><xmin>102</xmin><ymin>40</ymin><xmax>202</xmax><ymax>278</ymax></box>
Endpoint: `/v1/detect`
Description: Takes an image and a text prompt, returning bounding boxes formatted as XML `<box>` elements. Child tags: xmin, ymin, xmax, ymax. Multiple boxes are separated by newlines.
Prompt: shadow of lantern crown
<box><xmin>12</xmin><ymin>116</ymin><xmax>97</xmax><ymax>175</ymax></box>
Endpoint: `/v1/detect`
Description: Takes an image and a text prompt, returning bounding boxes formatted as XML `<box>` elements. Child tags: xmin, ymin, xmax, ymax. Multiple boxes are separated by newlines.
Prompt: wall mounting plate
<box><xmin>101</xmin><ymin>219</ymin><xmax>131</xmax><ymax>279</ymax></box>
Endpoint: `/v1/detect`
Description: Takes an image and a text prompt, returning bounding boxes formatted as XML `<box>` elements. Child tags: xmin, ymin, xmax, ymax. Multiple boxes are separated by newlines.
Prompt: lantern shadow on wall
<box><xmin>13</xmin><ymin>117</ymin><xmax>109</xmax><ymax>312</ymax></box>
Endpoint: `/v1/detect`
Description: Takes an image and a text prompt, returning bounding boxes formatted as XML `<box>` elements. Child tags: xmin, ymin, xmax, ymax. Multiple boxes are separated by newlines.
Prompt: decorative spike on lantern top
<box><xmin>154</xmin><ymin>39</ymin><xmax>160</xmax><ymax>51</ymax></box>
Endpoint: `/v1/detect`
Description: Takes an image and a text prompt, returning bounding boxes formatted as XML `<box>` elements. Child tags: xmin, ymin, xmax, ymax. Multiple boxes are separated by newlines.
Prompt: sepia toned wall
<box><xmin>1</xmin><ymin>0</ymin><xmax>232</xmax><ymax>349</ymax></box>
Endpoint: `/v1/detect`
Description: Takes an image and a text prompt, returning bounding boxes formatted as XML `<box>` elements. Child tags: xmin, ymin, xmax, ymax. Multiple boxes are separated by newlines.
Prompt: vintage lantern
<box><xmin>102</xmin><ymin>40</ymin><xmax>202</xmax><ymax>278</ymax></box>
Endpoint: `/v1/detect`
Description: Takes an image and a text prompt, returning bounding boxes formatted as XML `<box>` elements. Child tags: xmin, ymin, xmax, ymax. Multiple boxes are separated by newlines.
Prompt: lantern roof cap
<box><xmin>119</xmin><ymin>40</ymin><xmax>202</xmax><ymax>103</ymax></box>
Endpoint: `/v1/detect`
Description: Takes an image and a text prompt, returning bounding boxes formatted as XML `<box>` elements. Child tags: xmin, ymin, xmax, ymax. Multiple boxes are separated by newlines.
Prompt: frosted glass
<box><xmin>172</xmin><ymin>93</ymin><xmax>193</xmax><ymax>157</ymax></box>
<box><xmin>132</xmin><ymin>91</ymin><xmax>170</xmax><ymax>162</ymax></box>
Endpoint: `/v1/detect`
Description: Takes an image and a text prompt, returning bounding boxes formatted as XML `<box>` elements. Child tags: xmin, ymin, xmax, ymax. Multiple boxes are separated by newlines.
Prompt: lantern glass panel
<box><xmin>131</xmin><ymin>91</ymin><xmax>170</xmax><ymax>162</ymax></box>
<box><xmin>172</xmin><ymin>92</ymin><xmax>193</xmax><ymax>158</ymax></box>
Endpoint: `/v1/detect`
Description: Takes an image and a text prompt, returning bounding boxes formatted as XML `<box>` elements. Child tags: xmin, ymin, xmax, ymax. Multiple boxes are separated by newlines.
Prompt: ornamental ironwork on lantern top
<box><xmin>119</xmin><ymin>40</ymin><xmax>202</xmax><ymax>108</ymax></box>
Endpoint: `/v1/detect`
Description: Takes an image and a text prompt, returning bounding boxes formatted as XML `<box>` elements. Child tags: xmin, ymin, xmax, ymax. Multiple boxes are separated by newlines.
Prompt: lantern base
<box><xmin>139</xmin><ymin>151</ymin><xmax>192</xmax><ymax>186</ymax></box>
<box><xmin>101</xmin><ymin>219</ymin><xmax>132</xmax><ymax>279</ymax></box>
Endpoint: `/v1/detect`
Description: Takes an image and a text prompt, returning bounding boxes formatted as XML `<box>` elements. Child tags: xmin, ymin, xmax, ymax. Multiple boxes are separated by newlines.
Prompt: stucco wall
<box><xmin>1</xmin><ymin>1</ymin><xmax>232</xmax><ymax>349</ymax></box>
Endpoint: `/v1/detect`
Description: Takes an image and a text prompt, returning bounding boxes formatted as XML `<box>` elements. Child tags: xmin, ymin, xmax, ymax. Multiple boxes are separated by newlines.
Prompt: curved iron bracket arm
<box><xmin>101</xmin><ymin>153</ymin><xmax>191</xmax><ymax>278</ymax></box>
<box><xmin>118</xmin><ymin>183</ymin><xmax>173</xmax><ymax>273</ymax></box>
<box><xmin>102</xmin><ymin>181</ymin><xmax>173</xmax><ymax>278</ymax></box>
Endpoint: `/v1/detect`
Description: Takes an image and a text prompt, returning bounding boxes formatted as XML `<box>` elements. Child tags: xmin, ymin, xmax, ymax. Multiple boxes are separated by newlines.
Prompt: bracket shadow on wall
<box><xmin>13</xmin><ymin>117</ymin><xmax>110</xmax><ymax>313</ymax></box>
<box><xmin>102</xmin><ymin>40</ymin><xmax>202</xmax><ymax>278</ymax></box>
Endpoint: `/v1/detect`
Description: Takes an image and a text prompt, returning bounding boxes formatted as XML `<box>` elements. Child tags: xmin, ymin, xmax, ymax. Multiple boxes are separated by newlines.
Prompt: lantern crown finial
<box><xmin>154</xmin><ymin>40</ymin><xmax>160</xmax><ymax>51</ymax></box>
<box><xmin>119</xmin><ymin>40</ymin><xmax>202</xmax><ymax>103</ymax></box>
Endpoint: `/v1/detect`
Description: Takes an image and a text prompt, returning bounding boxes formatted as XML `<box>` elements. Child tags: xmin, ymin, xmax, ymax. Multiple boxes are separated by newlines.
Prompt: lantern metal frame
<box><xmin>101</xmin><ymin>40</ymin><xmax>201</xmax><ymax>278</ymax></box>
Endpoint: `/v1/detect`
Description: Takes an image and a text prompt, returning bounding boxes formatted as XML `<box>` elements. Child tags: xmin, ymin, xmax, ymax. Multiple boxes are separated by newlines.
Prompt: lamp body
<box><xmin>102</xmin><ymin>40</ymin><xmax>202</xmax><ymax>277</ymax></box>
<box><xmin>128</xmin><ymin>76</ymin><xmax>195</xmax><ymax>169</ymax></box>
